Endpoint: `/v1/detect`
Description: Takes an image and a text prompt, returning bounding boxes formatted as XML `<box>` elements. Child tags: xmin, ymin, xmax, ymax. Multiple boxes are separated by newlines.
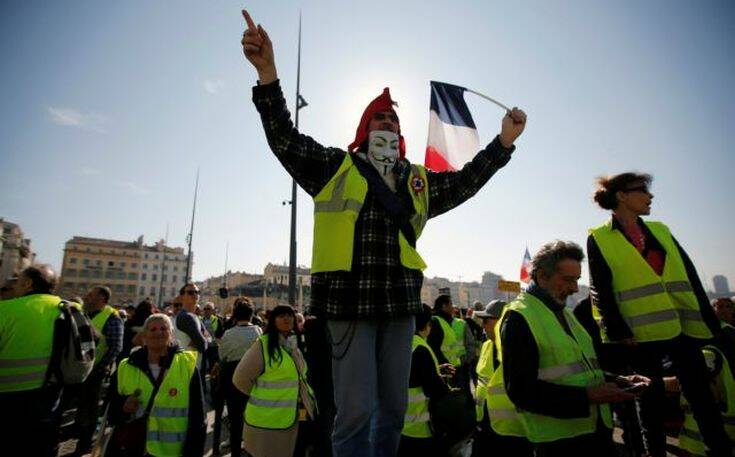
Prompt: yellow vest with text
<box><xmin>0</xmin><ymin>294</ymin><xmax>62</xmax><ymax>392</ymax></box>
<box><xmin>91</xmin><ymin>305</ymin><xmax>118</xmax><ymax>365</ymax></box>
<box><xmin>117</xmin><ymin>350</ymin><xmax>198</xmax><ymax>457</ymax></box>
<box><xmin>509</xmin><ymin>292</ymin><xmax>612</xmax><ymax>443</ymax></box>
<box><xmin>245</xmin><ymin>334</ymin><xmax>309</xmax><ymax>430</ymax></box>
<box><xmin>311</xmin><ymin>153</ymin><xmax>430</xmax><ymax>273</ymax></box>
<box><xmin>590</xmin><ymin>220</ymin><xmax>712</xmax><ymax>343</ymax></box>
<box><xmin>402</xmin><ymin>335</ymin><xmax>440</xmax><ymax>438</ymax></box>
<box><xmin>679</xmin><ymin>345</ymin><xmax>735</xmax><ymax>456</ymax></box>
<box><xmin>487</xmin><ymin>306</ymin><xmax>527</xmax><ymax>437</ymax></box>
<box><xmin>475</xmin><ymin>339</ymin><xmax>495</xmax><ymax>422</ymax></box>
<box><xmin>433</xmin><ymin>316</ymin><xmax>461</xmax><ymax>367</ymax></box>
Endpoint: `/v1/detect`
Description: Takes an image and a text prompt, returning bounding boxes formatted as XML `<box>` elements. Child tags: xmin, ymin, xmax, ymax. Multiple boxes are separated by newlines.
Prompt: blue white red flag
<box><xmin>424</xmin><ymin>81</ymin><xmax>480</xmax><ymax>172</ymax></box>
<box><xmin>520</xmin><ymin>247</ymin><xmax>532</xmax><ymax>284</ymax></box>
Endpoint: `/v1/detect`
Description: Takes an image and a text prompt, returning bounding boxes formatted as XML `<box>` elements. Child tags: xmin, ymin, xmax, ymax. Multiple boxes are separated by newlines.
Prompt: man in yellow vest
<box><xmin>500</xmin><ymin>241</ymin><xmax>649</xmax><ymax>455</ymax></box>
<box><xmin>588</xmin><ymin>172</ymin><xmax>732</xmax><ymax>456</ymax></box>
<box><xmin>0</xmin><ymin>265</ymin><xmax>65</xmax><ymax>457</ymax></box>
<box><xmin>240</xmin><ymin>9</ymin><xmax>527</xmax><ymax>457</ymax></box>
<box><xmin>70</xmin><ymin>285</ymin><xmax>123</xmax><ymax>455</ymax></box>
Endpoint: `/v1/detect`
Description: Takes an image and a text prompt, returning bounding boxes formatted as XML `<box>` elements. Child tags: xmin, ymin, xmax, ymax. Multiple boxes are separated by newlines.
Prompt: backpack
<box><xmin>45</xmin><ymin>300</ymin><xmax>96</xmax><ymax>385</ymax></box>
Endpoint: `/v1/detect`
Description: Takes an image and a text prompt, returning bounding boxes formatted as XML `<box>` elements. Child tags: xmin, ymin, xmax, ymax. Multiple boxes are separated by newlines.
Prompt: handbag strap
<box><xmin>143</xmin><ymin>357</ymin><xmax>169</xmax><ymax>416</ymax></box>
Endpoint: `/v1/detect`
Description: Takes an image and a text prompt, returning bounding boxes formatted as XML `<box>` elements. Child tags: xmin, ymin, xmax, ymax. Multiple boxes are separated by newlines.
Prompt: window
<box><xmin>163</xmin><ymin>265</ymin><xmax>168</xmax><ymax>271</ymax></box>
<box><xmin>104</xmin><ymin>271</ymin><xmax>113</xmax><ymax>279</ymax></box>
<box><xmin>70</xmin><ymin>258</ymin><xmax>77</xmax><ymax>264</ymax></box>
<box><xmin>153</xmin><ymin>265</ymin><xmax>158</xmax><ymax>271</ymax></box>
<box><xmin>95</xmin><ymin>260</ymin><xmax>101</xmax><ymax>266</ymax></box>
<box><xmin>108</xmin><ymin>261</ymin><xmax>114</xmax><ymax>267</ymax></box>
<box><xmin>155</xmin><ymin>254</ymin><xmax>159</xmax><ymax>260</ymax></box>
<box><xmin>65</xmin><ymin>269</ymin><xmax>77</xmax><ymax>277</ymax></box>
<box><xmin>145</xmin><ymin>253</ymin><xmax>149</xmax><ymax>259</ymax></box>
<box><xmin>92</xmin><ymin>270</ymin><xmax>101</xmax><ymax>278</ymax></box>
<box><xmin>131</xmin><ymin>263</ymin><xmax>138</xmax><ymax>269</ymax></box>
<box><xmin>150</xmin><ymin>287</ymin><xmax>156</xmax><ymax>295</ymax></box>
<box><xmin>128</xmin><ymin>272</ymin><xmax>137</xmax><ymax>280</ymax></box>
<box><xmin>162</xmin><ymin>275</ymin><xmax>167</xmax><ymax>283</ymax></box>
<box><xmin>141</xmin><ymin>273</ymin><xmax>147</xmax><ymax>281</ymax></box>
<box><xmin>173</xmin><ymin>266</ymin><xmax>178</xmax><ymax>272</ymax></box>
<box><xmin>79</xmin><ymin>270</ymin><xmax>89</xmax><ymax>278</ymax></box>
<box><xmin>127</xmin><ymin>285</ymin><xmax>135</xmax><ymax>293</ymax></box>
<box><xmin>83</xmin><ymin>259</ymin><xmax>89</xmax><ymax>265</ymax></box>
<box><xmin>172</xmin><ymin>275</ymin><xmax>177</xmax><ymax>283</ymax></box>
<box><xmin>139</xmin><ymin>286</ymin><xmax>145</xmax><ymax>295</ymax></box>
<box><xmin>143</xmin><ymin>264</ymin><xmax>148</xmax><ymax>270</ymax></box>
<box><xmin>171</xmin><ymin>288</ymin><xmax>176</xmax><ymax>296</ymax></box>
<box><xmin>120</xmin><ymin>262</ymin><xmax>126</xmax><ymax>267</ymax></box>
<box><xmin>152</xmin><ymin>274</ymin><xmax>158</xmax><ymax>282</ymax></box>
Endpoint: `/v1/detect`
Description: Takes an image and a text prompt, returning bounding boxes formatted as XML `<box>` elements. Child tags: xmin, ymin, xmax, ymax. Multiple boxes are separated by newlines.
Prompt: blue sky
<box><xmin>1</xmin><ymin>1</ymin><xmax>733</xmax><ymax>289</ymax></box>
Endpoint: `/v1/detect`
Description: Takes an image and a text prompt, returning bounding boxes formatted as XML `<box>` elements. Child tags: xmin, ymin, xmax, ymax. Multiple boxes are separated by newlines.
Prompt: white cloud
<box><xmin>203</xmin><ymin>79</ymin><xmax>225</xmax><ymax>94</ymax></box>
<box><xmin>46</xmin><ymin>106</ymin><xmax>109</xmax><ymax>133</ymax></box>
<box><xmin>114</xmin><ymin>180</ymin><xmax>149</xmax><ymax>196</ymax></box>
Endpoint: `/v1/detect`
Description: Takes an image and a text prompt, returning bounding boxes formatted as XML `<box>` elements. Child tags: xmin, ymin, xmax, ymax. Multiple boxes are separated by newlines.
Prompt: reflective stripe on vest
<box><xmin>509</xmin><ymin>293</ymin><xmax>612</xmax><ymax>443</ymax></box>
<box><xmin>91</xmin><ymin>305</ymin><xmax>117</xmax><ymax>364</ymax></box>
<box><xmin>433</xmin><ymin>316</ymin><xmax>461</xmax><ymax>367</ymax></box>
<box><xmin>590</xmin><ymin>220</ymin><xmax>712</xmax><ymax>342</ymax></box>
<box><xmin>117</xmin><ymin>350</ymin><xmax>198</xmax><ymax>457</ymax></box>
<box><xmin>311</xmin><ymin>153</ymin><xmax>430</xmax><ymax>273</ymax></box>
<box><xmin>245</xmin><ymin>334</ymin><xmax>308</xmax><ymax>430</ymax></box>
<box><xmin>679</xmin><ymin>344</ymin><xmax>735</xmax><ymax>456</ymax></box>
<box><xmin>0</xmin><ymin>294</ymin><xmax>62</xmax><ymax>392</ymax></box>
<box><xmin>401</xmin><ymin>335</ymin><xmax>439</xmax><ymax>438</ymax></box>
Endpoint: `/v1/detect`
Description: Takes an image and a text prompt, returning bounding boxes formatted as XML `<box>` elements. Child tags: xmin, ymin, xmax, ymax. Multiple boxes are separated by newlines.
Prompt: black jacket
<box><xmin>500</xmin><ymin>284</ymin><xmax>592</xmax><ymax>419</ymax></box>
<box><xmin>107</xmin><ymin>345</ymin><xmax>206</xmax><ymax>457</ymax></box>
<box><xmin>587</xmin><ymin>217</ymin><xmax>720</xmax><ymax>342</ymax></box>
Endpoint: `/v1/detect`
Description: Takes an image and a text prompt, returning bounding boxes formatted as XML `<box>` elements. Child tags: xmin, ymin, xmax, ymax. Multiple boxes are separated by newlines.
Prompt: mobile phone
<box><xmin>622</xmin><ymin>382</ymin><xmax>647</xmax><ymax>393</ymax></box>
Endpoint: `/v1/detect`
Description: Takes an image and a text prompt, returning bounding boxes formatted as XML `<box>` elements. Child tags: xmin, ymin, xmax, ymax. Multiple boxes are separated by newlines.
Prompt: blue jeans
<box><xmin>328</xmin><ymin>316</ymin><xmax>414</xmax><ymax>457</ymax></box>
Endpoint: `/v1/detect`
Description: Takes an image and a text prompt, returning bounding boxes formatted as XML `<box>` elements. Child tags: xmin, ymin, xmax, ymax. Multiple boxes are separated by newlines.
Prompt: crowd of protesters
<box><xmin>0</xmin><ymin>7</ymin><xmax>733</xmax><ymax>457</ymax></box>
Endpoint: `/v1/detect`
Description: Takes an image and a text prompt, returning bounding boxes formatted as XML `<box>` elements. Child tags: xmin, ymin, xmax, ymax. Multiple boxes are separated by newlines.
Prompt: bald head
<box><xmin>14</xmin><ymin>265</ymin><xmax>57</xmax><ymax>297</ymax></box>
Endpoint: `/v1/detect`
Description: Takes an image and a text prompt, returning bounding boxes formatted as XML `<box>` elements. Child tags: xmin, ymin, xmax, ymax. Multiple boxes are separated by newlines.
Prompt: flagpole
<box><xmin>465</xmin><ymin>88</ymin><xmax>511</xmax><ymax>112</ymax></box>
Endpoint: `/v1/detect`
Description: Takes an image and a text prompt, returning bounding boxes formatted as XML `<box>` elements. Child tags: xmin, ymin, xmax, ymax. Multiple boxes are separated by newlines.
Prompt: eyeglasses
<box><xmin>184</xmin><ymin>290</ymin><xmax>200</xmax><ymax>296</ymax></box>
<box><xmin>623</xmin><ymin>185</ymin><xmax>650</xmax><ymax>194</ymax></box>
<box><xmin>372</xmin><ymin>112</ymin><xmax>399</xmax><ymax>123</ymax></box>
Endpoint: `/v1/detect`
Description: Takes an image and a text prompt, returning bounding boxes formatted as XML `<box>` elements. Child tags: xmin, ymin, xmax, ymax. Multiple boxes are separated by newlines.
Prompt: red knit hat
<box><xmin>347</xmin><ymin>88</ymin><xmax>406</xmax><ymax>158</ymax></box>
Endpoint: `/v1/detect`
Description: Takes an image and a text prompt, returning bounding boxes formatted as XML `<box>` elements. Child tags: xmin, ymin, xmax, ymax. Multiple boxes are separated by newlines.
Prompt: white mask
<box><xmin>367</xmin><ymin>130</ymin><xmax>400</xmax><ymax>178</ymax></box>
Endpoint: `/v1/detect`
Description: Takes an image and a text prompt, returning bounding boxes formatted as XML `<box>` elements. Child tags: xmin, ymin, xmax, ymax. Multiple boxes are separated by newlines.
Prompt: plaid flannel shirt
<box><xmin>252</xmin><ymin>80</ymin><xmax>514</xmax><ymax>319</ymax></box>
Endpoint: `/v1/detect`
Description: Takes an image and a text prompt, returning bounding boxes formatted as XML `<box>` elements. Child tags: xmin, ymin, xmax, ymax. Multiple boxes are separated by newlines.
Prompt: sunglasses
<box><xmin>372</xmin><ymin>112</ymin><xmax>399</xmax><ymax>123</ymax></box>
<box><xmin>184</xmin><ymin>290</ymin><xmax>200</xmax><ymax>296</ymax></box>
<box><xmin>623</xmin><ymin>185</ymin><xmax>650</xmax><ymax>194</ymax></box>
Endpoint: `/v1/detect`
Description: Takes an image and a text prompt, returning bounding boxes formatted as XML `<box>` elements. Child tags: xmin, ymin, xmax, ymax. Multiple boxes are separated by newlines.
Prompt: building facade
<box><xmin>57</xmin><ymin>235</ymin><xmax>190</xmax><ymax>305</ymax></box>
<box><xmin>713</xmin><ymin>275</ymin><xmax>732</xmax><ymax>297</ymax></box>
<box><xmin>0</xmin><ymin>218</ymin><xmax>35</xmax><ymax>281</ymax></box>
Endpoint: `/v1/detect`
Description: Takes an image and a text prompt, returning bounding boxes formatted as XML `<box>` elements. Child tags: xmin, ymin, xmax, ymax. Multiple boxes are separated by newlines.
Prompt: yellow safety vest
<box><xmin>475</xmin><ymin>339</ymin><xmax>495</xmax><ymax>422</ymax></box>
<box><xmin>117</xmin><ymin>350</ymin><xmax>198</xmax><ymax>457</ymax></box>
<box><xmin>245</xmin><ymin>334</ymin><xmax>309</xmax><ymax>430</ymax></box>
<box><xmin>432</xmin><ymin>316</ymin><xmax>461</xmax><ymax>367</ymax></box>
<box><xmin>452</xmin><ymin>318</ymin><xmax>468</xmax><ymax>361</ymax></box>
<box><xmin>311</xmin><ymin>153</ymin><xmax>430</xmax><ymax>273</ymax></box>
<box><xmin>509</xmin><ymin>292</ymin><xmax>612</xmax><ymax>443</ymax></box>
<box><xmin>91</xmin><ymin>305</ymin><xmax>118</xmax><ymax>365</ymax></box>
<box><xmin>679</xmin><ymin>345</ymin><xmax>735</xmax><ymax>456</ymax></box>
<box><xmin>487</xmin><ymin>306</ymin><xmax>527</xmax><ymax>437</ymax></box>
<box><xmin>590</xmin><ymin>220</ymin><xmax>712</xmax><ymax>343</ymax></box>
<box><xmin>0</xmin><ymin>294</ymin><xmax>62</xmax><ymax>392</ymax></box>
<box><xmin>402</xmin><ymin>335</ymin><xmax>440</xmax><ymax>438</ymax></box>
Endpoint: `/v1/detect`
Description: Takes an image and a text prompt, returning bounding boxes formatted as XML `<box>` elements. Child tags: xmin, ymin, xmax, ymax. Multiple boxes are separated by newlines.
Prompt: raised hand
<box><xmin>499</xmin><ymin>107</ymin><xmax>527</xmax><ymax>149</ymax></box>
<box><xmin>241</xmin><ymin>9</ymin><xmax>277</xmax><ymax>84</ymax></box>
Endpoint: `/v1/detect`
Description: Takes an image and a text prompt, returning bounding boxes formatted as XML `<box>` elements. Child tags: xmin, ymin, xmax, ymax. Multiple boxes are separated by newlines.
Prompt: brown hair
<box><xmin>593</xmin><ymin>172</ymin><xmax>652</xmax><ymax>210</ymax></box>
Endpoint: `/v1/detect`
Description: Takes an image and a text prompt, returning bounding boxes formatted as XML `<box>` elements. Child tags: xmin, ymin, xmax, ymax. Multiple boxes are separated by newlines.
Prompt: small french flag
<box><xmin>424</xmin><ymin>81</ymin><xmax>480</xmax><ymax>172</ymax></box>
<box><xmin>520</xmin><ymin>247</ymin><xmax>532</xmax><ymax>284</ymax></box>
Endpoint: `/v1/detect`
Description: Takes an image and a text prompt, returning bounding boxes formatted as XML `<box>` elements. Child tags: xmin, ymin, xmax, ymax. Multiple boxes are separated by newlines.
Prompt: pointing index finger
<box><xmin>242</xmin><ymin>9</ymin><xmax>257</xmax><ymax>31</ymax></box>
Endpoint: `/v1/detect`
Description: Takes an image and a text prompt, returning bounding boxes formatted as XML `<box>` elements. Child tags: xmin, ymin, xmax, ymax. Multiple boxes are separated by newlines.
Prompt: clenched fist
<box><xmin>499</xmin><ymin>107</ymin><xmax>527</xmax><ymax>149</ymax></box>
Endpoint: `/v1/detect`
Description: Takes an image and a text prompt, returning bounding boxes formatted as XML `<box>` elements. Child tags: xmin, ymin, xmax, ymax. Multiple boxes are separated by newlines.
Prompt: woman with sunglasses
<box><xmin>587</xmin><ymin>172</ymin><xmax>730</xmax><ymax>456</ymax></box>
<box><xmin>233</xmin><ymin>305</ymin><xmax>316</xmax><ymax>457</ymax></box>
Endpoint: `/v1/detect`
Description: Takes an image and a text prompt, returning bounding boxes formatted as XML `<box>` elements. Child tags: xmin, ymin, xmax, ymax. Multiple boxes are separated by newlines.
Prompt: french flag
<box><xmin>520</xmin><ymin>247</ymin><xmax>532</xmax><ymax>284</ymax></box>
<box><xmin>424</xmin><ymin>81</ymin><xmax>480</xmax><ymax>172</ymax></box>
